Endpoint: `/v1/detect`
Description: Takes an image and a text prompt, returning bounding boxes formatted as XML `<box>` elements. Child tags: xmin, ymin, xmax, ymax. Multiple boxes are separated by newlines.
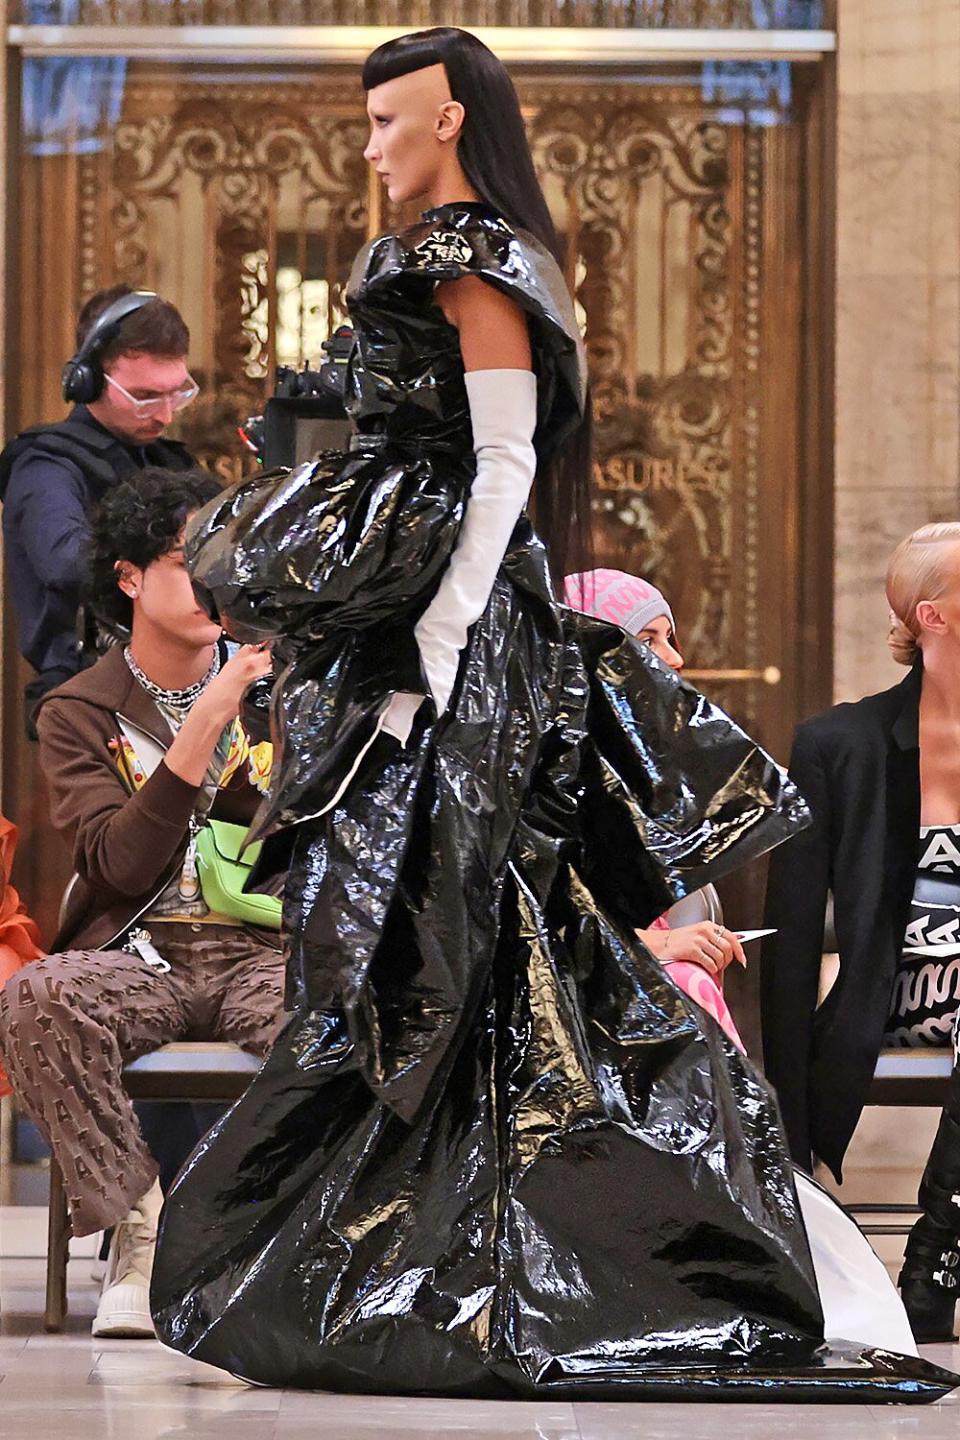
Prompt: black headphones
<box><xmin>61</xmin><ymin>290</ymin><xmax>158</xmax><ymax>405</ymax></box>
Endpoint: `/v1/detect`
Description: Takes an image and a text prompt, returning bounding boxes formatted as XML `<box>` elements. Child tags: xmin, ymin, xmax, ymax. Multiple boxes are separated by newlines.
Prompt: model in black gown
<box><xmin>151</xmin><ymin>31</ymin><xmax>957</xmax><ymax>1404</ymax></box>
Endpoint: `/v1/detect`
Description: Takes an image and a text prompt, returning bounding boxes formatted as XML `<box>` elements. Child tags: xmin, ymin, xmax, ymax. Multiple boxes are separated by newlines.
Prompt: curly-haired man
<box><xmin>0</xmin><ymin>467</ymin><xmax>284</xmax><ymax>1338</ymax></box>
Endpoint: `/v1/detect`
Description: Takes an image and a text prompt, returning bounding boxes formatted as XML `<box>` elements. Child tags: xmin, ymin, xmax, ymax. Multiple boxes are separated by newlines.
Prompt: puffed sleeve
<box><xmin>184</xmin><ymin>452</ymin><xmax>465</xmax><ymax>645</ymax></box>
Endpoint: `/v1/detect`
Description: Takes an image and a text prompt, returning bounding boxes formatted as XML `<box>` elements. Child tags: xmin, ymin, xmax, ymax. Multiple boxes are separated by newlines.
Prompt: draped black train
<box><xmin>151</xmin><ymin>204</ymin><xmax>957</xmax><ymax>1402</ymax></box>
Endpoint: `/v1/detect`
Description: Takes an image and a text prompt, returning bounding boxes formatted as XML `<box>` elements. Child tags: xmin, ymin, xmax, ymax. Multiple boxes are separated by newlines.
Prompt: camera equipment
<box><xmin>237</xmin><ymin>413</ymin><xmax>265</xmax><ymax>464</ymax></box>
<box><xmin>263</xmin><ymin>325</ymin><xmax>354</xmax><ymax>469</ymax></box>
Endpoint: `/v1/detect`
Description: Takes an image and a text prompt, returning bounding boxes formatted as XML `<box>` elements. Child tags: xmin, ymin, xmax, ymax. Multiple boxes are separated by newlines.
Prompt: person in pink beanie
<box><xmin>564</xmin><ymin>568</ymin><xmax>746</xmax><ymax>1050</ymax></box>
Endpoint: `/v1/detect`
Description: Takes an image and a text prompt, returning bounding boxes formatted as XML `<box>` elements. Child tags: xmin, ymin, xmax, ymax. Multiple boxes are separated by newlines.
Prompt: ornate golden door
<box><xmin>6</xmin><ymin>58</ymin><xmax>832</xmax><ymax>1044</ymax></box>
<box><xmin>528</xmin><ymin>73</ymin><xmax>821</xmax><ymax>745</ymax></box>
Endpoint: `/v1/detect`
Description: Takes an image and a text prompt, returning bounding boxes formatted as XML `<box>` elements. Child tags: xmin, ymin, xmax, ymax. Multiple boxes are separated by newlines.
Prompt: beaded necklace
<box><xmin>123</xmin><ymin>645</ymin><xmax>221</xmax><ymax>710</ymax></box>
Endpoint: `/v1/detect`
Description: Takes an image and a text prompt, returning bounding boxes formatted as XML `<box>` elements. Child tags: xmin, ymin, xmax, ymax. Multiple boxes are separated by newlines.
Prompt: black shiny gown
<box><xmin>151</xmin><ymin>204</ymin><xmax>956</xmax><ymax>1401</ymax></box>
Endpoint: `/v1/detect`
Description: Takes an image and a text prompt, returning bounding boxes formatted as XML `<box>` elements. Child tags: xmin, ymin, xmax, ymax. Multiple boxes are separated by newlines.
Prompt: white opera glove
<box><xmin>380</xmin><ymin>368</ymin><xmax>538</xmax><ymax>745</ymax></box>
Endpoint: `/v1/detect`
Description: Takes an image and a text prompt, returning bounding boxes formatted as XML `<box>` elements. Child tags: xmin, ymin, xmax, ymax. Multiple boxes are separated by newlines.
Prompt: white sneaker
<box><xmin>92</xmin><ymin>1180</ymin><xmax>162</xmax><ymax>1338</ymax></box>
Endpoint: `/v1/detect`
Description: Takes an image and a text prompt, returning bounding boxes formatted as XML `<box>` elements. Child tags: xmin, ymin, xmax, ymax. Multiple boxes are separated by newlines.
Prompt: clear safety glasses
<box><xmin>104</xmin><ymin>372</ymin><xmax>199</xmax><ymax>419</ymax></box>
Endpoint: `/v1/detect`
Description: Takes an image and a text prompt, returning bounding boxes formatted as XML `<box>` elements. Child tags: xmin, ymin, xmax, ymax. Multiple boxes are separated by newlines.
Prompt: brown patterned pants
<box><xmin>0</xmin><ymin>923</ymin><xmax>286</xmax><ymax>1237</ymax></box>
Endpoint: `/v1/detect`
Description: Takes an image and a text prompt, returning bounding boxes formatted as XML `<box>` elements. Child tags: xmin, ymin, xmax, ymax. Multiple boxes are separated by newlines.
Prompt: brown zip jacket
<box><xmin>35</xmin><ymin>643</ymin><xmax>266</xmax><ymax>952</ymax></box>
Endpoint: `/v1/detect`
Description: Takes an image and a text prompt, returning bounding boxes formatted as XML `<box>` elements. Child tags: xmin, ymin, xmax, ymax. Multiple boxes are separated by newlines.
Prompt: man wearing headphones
<box><xmin>0</xmin><ymin>285</ymin><xmax>197</xmax><ymax>735</ymax></box>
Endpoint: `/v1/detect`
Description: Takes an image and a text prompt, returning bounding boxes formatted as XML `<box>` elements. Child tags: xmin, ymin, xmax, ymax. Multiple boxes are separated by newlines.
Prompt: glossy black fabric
<box><xmin>151</xmin><ymin>205</ymin><xmax>957</xmax><ymax>1402</ymax></box>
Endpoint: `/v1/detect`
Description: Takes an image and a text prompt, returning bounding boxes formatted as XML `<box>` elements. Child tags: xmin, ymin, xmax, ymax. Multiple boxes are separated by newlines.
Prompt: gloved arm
<box><xmin>381</xmin><ymin>367</ymin><xmax>538</xmax><ymax>742</ymax></box>
<box><xmin>416</xmin><ymin>367</ymin><xmax>537</xmax><ymax>711</ymax></box>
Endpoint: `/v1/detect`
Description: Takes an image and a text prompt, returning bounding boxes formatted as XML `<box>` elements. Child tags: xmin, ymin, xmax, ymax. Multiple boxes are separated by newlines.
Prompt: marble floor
<box><xmin>0</xmin><ymin>1255</ymin><xmax>957</xmax><ymax>1440</ymax></box>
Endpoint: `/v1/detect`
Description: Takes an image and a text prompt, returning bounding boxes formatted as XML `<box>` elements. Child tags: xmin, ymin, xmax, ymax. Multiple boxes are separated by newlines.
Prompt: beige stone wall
<box><xmin>834</xmin><ymin>0</ymin><xmax>960</xmax><ymax>703</ymax></box>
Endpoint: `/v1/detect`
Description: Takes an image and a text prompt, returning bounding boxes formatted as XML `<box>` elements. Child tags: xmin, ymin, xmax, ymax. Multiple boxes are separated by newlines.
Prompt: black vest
<box><xmin>0</xmin><ymin>412</ymin><xmax>195</xmax><ymax>501</ymax></box>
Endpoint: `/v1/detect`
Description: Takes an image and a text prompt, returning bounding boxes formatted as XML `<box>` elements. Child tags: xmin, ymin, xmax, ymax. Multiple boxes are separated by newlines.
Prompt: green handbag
<box><xmin>195</xmin><ymin>819</ymin><xmax>282</xmax><ymax>931</ymax></box>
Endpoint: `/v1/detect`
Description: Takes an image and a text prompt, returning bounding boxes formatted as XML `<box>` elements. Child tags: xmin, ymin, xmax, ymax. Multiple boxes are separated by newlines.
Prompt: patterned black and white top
<box><xmin>885</xmin><ymin>824</ymin><xmax>960</xmax><ymax>1050</ymax></box>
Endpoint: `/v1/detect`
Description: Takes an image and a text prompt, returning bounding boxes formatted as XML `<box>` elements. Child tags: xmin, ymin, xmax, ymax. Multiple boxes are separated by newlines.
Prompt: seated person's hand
<box><xmin>196</xmin><ymin>643</ymin><xmax>274</xmax><ymax>728</ymax></box>
<box><xmin>166</xmin><ymin>644</ymin><xmax>274</xmax><ymax>788</ymax></box>
<box><xmin>637</xmin><ymin>921</ymin><xmax>747</xmax><ymax>976</ymax></box>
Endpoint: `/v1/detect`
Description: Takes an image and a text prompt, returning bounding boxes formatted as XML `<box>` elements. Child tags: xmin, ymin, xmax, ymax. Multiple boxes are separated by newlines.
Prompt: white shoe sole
<box><xmin>91</xmin><ymin>1312</ymin><xmax>156</xmax><ymax>1338</ymax></box>
<box><xmin>92</xmin><ymin>1280</ymin><xmax>155</xmax><ymax>1338</ymax></box>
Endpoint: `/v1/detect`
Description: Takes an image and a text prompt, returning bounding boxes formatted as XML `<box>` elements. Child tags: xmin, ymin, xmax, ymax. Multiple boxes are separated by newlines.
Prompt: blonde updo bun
<box><xmin>885</xmin><ymin>522</ymin><xmax>960</xmax><ymax>665</ymax></box>
<box><xmin>887</xmin><ymin>612</ymin><xmax>920</xmax><ymax>666</ymax></box>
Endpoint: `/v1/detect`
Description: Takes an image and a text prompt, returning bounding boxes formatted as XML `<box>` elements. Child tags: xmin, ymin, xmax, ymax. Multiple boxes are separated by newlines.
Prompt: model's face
<box><xmin>121</xmin><ymin>522</ymin><xmax>221</xmax><ymax>649</ymax></box>
<box><xmin>636</xmin><ymin>614</ymin><xmax>684</xmax><ymax>670</ymax></box>
<box><xmin>93</xmin><ymin>351</ymin><xmax>192</xmax><ymax>445</ymax></box>
<box><xmin>363</xmin><ymin>66</ymin><xmax>463</xmax><ymax>205</ymax></box>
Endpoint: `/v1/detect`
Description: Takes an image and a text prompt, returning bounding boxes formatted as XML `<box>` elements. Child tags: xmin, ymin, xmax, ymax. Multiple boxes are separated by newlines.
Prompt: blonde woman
<box><xmin>763</xmin><ymin>521</ymin><xmax>960</xmax><ymax>1342</ymax></box>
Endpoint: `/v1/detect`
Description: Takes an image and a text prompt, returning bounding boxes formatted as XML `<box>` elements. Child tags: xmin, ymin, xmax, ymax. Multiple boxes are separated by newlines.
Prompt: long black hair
<box><xmin>362</xmin><ymin>27</ymin><xmax>593</xmax><ymax>584</ymax></box>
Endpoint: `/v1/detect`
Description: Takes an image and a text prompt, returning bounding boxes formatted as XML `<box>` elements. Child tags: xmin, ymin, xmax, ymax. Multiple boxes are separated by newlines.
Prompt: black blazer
<box><xmin>761</xmin><ymin>662</ymin><xmax>922</xmax><ymax>1181</ymax></box>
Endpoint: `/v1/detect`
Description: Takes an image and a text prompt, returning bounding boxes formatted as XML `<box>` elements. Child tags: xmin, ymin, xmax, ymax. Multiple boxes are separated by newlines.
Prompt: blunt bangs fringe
<box><xmin>361</xmin><ymin>29</ymin><xmax>447</xmax><ymax>90</ymax></box>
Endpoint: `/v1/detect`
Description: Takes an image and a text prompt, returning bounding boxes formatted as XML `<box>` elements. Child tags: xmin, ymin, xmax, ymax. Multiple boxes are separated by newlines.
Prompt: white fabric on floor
<box><xmin>795</xmin><ymin>1168</ymin><xmax>918</xmax><ymax>1356</ymax></box>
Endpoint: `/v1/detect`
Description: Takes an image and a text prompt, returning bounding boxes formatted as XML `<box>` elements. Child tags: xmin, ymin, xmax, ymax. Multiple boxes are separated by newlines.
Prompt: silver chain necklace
<box><xmin>123</xmin><ymin>644</ymin><xmax>221</xmax><ymax>710</ymax></box>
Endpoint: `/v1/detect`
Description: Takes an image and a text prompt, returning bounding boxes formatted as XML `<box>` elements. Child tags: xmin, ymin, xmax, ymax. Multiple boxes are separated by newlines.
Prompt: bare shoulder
<box><xmin>434</xmin><ymin>274</ymin><xmax>516</xmax><ymax>322</ymax></box>
<box><xmin>435</xmin><ymin>275</ymin><xmax>532</xmax><ymax>371</ymax></box>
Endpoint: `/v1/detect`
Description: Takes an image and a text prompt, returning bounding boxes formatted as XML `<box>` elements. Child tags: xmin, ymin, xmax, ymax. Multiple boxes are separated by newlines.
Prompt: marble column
<box><xmin>834</xmin><ymin>0</ymin><xmax>960</xmax><ymax>702</ymax></box>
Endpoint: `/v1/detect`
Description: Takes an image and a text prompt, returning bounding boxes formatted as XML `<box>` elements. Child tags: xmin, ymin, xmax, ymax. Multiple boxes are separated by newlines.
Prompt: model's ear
<box><xmin>916</xmin><ymin>599</ymin><xmax>948</xmax><ymax>635</ymax></box>
<box><xmin>436</xmin><ymin>99</ymin><xmax>465</xmax><ymax>144</ymax></box>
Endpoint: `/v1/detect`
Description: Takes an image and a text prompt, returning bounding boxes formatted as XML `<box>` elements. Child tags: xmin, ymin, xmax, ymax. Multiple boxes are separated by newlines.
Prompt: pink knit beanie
<box><xmin>563</xmin><ymin>569</ymin><xmax>675</xmax><ymax>636</ymax></box>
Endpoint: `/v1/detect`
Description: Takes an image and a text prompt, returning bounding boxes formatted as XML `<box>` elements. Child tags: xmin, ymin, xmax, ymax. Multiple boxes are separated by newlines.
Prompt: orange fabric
<box><xmin>0</xmin><ymin>816</ymin><xmax>44</xmax><ymax>1098</ymax></box>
